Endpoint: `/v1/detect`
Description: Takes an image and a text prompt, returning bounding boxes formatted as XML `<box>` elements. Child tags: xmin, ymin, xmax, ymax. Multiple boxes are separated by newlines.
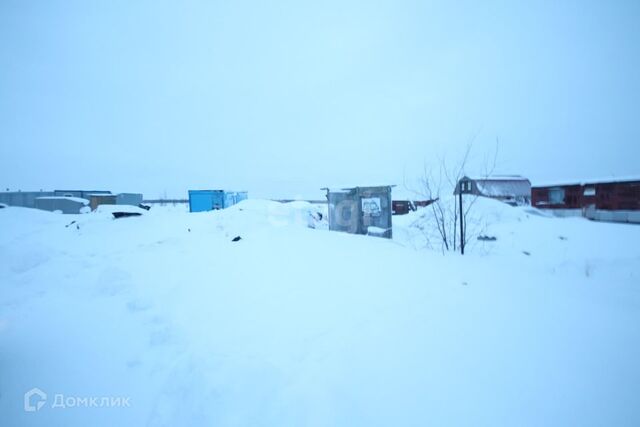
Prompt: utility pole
<box><xmin>459</xmin><ymin>189</ymin><xmax>464</xmax><ymax>255</ymax></box>
<box><xmin>458</xmin><ymin>177</ymin><xmax>471</xmax><ymax>255</ymax></box>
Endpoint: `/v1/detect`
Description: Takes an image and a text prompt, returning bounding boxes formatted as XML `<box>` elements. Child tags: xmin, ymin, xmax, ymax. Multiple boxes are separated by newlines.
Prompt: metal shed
<box><xmin>54</xmin><ymin>190</ymin><xmax>112</xmax><ymax>199</ymax></box>
<box><xmin>188</xmin><ymin>190</ymin><xmax>248</xmax><ymax>212</ymax></box>
<box><xmin>324</xmin><ymin>186</ymin><xmax>393</xmax><ymax>238</ymax></box>
<box><xmin>0</xmin><ymin>191</ymin><xmax>55</xmax><ymax>208</ymax></box>
<box><xmin>35</xmin><ymin>197</ymin><xmax>89</xmax><ymax>214</ymax></box>
<box><xmin>89</xmin><ymin>194</ymin><xmax>117</xmax><ymax>211</ymax></box>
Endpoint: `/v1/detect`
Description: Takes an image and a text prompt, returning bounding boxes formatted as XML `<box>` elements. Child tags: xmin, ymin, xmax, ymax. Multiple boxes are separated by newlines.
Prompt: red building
<box><xmin>391</xmin><ymin>199</ymin><xmax>436</xmax><ymax>215</ymax></box>
<box><xmin>391</xmin><ymin>188</ymin><xmax>437</xmax><ymax>215</ymax></box>
<box><xmin>532</xmin><ymin>177</ymin><xmax>640</xmax><ymax>223</ymax></box>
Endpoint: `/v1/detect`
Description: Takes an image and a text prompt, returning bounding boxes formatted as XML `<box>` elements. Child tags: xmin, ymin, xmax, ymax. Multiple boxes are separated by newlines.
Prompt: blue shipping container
<box><xmin>235</xmin><ymin>192</ymin><xmax>248</xmax><ymax>203</ymax></box>
<box><xmin>188</xmin><ymin>190</ymin><xmax>248</xmax><ymax>212</ymax></box>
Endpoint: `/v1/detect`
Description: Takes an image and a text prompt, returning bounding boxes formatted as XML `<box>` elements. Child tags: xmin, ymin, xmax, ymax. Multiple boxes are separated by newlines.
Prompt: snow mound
<box><xmin>393</xmin><ymin>195</ymin><xmax>528</xmax><ymax>251</ymax></box>
<box><xmin>1</xmin><ymin>197</ymin><xmax>640</xmax><ymax>426</ymax></box>
<box><xmin>218</xmin><ymin>199</ymin><xmax>327</xmax><ymax>230</ymax></box>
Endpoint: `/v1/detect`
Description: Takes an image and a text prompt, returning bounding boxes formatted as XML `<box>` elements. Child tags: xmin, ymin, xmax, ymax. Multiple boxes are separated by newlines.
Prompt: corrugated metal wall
<box><xmin>188</xmin><ymin>190</ymin><xmax>247</xmax><ymax>212</ymax></box>
<box><xmin>89</xmin><ymin>195</ymin><xmax>117</xmax><ymax>211</ymax></box>
<box><xmin>326</xmin><ymin>186</ymin><xmax>393</xmax><ymax>238</ymax></box>
<box><xmin>0</xmin><ymin>192</ymin><xmax>55</xmax><ymax>208</ymax></box>
<box><xmin>34</xmin><ymin>198</ymin><xmax>87</xmax><ymax>214</ymax></box>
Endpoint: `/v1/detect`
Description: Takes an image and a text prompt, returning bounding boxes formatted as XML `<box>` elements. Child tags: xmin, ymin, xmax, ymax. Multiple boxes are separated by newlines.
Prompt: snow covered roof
<box><xmin>87</xmin><ymin>193</ymin><xmax>116</xmax><ymax>198</ymax></box>
<box><xmin>35</xmin><ymin>196</ymin><xmax>90</xmax><ymax>205</ymax></box>
<box><xmin>459</xmin><ymin>175</ymin><xmax>531</xmax><ymax>198</ymax></box>
<box><xmin>466</xmin><ymin>175</ymin><xmax>530</xmax><ymax>182</ymax></box>
<box><xmin>321</xmin><ymin>185</ymin><xmax>395</xmax><ymax>193</ymax></box>
<box><xmin>533</xmin><ymin>175</ymin><xmax>640</xmax><ymax>188</ymax></box>
<box><xmin>188</xmin><ymin>189</ymin><xmax>248</xmax><ymax>193</ymax></box>
<box><xmin>476</xmin><ymin>180</ymin><xmax>531</xmax><ymax>197</ymax></box>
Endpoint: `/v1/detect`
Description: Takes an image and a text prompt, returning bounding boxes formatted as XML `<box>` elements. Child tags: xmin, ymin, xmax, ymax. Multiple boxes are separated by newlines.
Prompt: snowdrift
<box><xmin>1</xmin><ymin>199</ymin><xmax>639</xmax><ymax>426</ymax></box>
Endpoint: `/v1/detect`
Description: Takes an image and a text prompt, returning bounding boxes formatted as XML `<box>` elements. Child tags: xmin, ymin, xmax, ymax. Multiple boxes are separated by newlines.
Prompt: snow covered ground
<box><xmin>1</xmin><ymin>199</ymin><xmax>639</xmax><ymax>426</ymax></box>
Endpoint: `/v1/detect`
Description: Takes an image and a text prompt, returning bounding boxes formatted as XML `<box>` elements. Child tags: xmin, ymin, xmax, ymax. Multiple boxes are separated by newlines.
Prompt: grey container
<box><xmin>325</xmin><ymin>186</ymin><xmax>393</xmax><ymax>238</ymax></box>
<box><xmin>34</xmin><ymin>197</ymin><xmax>89</xmax><ymax>214</ymax></box>
<box><xmin>0</xmin><ymin>191</ymin><xmax>55</xmax><ymax>208</ymax></box>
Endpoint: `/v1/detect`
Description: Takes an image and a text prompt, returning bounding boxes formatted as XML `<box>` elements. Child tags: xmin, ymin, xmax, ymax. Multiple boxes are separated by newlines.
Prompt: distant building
<box><xmin>34</xmin><ymin>197</ymin><xmax>89</xmax><ymax>214</ymax></box>
<box><xmin>0</xmin><ymin>191</ymin><xmax>55</xmax><ymax>208</ymax></box>
<box><xmin>188</xmin><ymin>190</ymin><xmax>248</xmax><ymax>212</ymax></box>
<box><xmin>54</xmin><ymin>190</ymin><xmax>111</xmax><ymax>199</ymax></box>
<box><xmin>116</xmin><ymin>193</ymin><xmax>144</xmax><ymax>206</ymax></box>
<box><xmin>532</xmin><ymin>176</ymin><xmax>640</xmax><ymax>223</ymax></box>
<box><xmin>89</xmin><ymin>194</ymin><xmax>117</xmax><ymax>211</ymax></box>
<box><xmin>454</xmin><ymin>175</ymin><xmax>531</xmax><ymax>206</ymax></box>
<box><xmin>1</xmin><ymin>189</ymin><xmax>144</xmax><ymax>212</ymax></box>
<box><xmin>324</xmin><ymin>186</ymin><xmax>393</xmax><ymax>238</ymax></box>
<box><xmin>390</xmin><ymin>189</ymin><xmax>437</xmax><ymax>215</ymax></box>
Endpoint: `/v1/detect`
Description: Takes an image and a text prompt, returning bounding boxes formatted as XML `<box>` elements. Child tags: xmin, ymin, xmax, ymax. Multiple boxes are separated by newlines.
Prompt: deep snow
<box><xmin>1</xmin><ymin>199</ymin><xmax>639</xmax><ymax>426</ymax></box>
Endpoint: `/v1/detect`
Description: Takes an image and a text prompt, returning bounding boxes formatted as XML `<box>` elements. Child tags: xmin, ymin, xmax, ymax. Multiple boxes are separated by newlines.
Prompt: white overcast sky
<box><xmin>1</xmin><ymin>0</ymin><xmax>639</xmax><ymax>199</ymax></box>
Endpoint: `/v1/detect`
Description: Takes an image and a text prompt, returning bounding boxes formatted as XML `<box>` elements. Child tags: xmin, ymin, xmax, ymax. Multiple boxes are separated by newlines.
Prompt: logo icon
<box><xmin>24</xmin><ymin>388</ymin><xmax>47</xmax><ymax>412</ymax></box>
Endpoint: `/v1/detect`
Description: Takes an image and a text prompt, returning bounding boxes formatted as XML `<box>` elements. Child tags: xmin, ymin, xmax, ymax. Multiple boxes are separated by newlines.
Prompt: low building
<box><xmin>116</xmin><ymin>193</ymin><xmax>144</xmax><ymax>206</ymax></box>
<box><xmin>54</xmin><ymin>190</ymin><xmax>111</xmax><ymax>198</ymax></box>
<box><xmin>188</xmin><ymin>190</ymin><xmax>248</xmax><ymax>212</ymax></box>
<box><xmin>0</xmin><ymin>191</ymin><xmax>55</xmax><ymax>208</ymax></box>
<box><xmin>390</xmin><ymin>189</ymin><xmax>437</xmax><ymax>215</ymax></box>
<box><xmin>89</xmin><ymin>194</ymin><xmax>117</xmax><ymax>211</ymax></box>
<box><xmin>532</xmin><ymin>176</ymin><xmax>640</xmax><ymax>223</ymax></box>
<box><xmin>34</xmin><ymin>196</ymin><xmax>89</xmax><ymax>214</ymax></box>
<box><xmin>0</xmin><ymin>190</ymin><xmax>144</xmax><ymax>211</ymax></box>
<box><xmin>324</xmin><ymin>186</ymin><xmax>393</xmax><ymax>238</ymax></box>
<box><xmin>454</xmin><ymin>175</ymin><xmax>531</xmax><ymax>206</ymax></box>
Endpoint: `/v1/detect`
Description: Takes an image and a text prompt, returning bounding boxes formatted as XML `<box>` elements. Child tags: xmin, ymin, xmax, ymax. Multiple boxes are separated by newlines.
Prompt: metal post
<box><xmin>459</xmin><ymin>191</ymin><xmax>464</xmax><ymax>255</ymax></box>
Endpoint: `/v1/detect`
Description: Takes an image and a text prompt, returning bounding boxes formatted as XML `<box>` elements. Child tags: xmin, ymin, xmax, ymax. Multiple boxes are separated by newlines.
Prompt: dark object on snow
<box><xmin>65</xmin><ymin>220</ymin><xmax>77</xmax><ymax>228</ymax></box>
<box><xmin>522</xmin><ymin>251</ymin><xmax>531</xmax><ymax>256</ymax></box>
<box><xmin>112</xmin><ymin>212</ymin><xmax>142</xmax><ymax>219</ymax></box>
<box><xmin>231</xmin><ymin>236</ymin><xmax>242</xmax><ymax>242</ymax></box>
<box><xmin>138</xmin><ymin>203</ymin><xmax>151</xmax><ymax>211</ymax></box>
<box><xmin>0</xmin><ymin>204</ymin><xmax>6</xmax><ymax>209</ymax></box>
<box><xmin>477</xmin><ymin>235</ymin><xmax>497</xmax><ymax>241</ymax></box>
<box><xmin>558</xmin><ymin>236</ymin><xmax>568</xmax><ymax>241</ymax></box>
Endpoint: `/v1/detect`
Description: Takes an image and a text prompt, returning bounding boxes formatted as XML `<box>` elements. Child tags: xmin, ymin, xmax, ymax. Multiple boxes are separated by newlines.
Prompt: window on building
<box><xmin>549</xmin><ymin>187</ymin><xmax>565</xmax><ymax>205</ymax></box>
<box><xmin>584</xmin><ymin>187</ymin><xmax>596</xmax><ymax>196</ymax></box>
<box><xmin>459</xmin><ymin>181</ymin><xmax>472</xmax><ymax>193</ymax></box>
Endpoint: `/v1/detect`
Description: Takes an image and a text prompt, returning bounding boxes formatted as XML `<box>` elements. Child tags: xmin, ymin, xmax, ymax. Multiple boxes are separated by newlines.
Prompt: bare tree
<box><xmin>403</xmin><ymin>140</ymin><xmax>498</xmax><ymax>254</ymax></box>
